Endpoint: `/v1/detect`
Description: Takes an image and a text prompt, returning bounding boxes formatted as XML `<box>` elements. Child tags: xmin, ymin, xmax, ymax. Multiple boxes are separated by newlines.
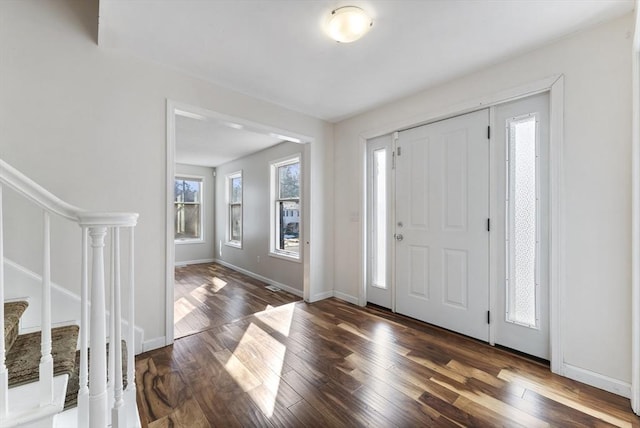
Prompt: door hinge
<box><xmin>487</xmin><ymin>218</ymin><xmax>490</xmax><ymax>232</ymax></box>
<box><xmin>487</xmin><ymin>310</ymin><xmax>491</xmax><ymax>324</ymax></box>
<box><xmin>397</xmin><ymin>146</ymin><xmax>402</xmax><ymax>156</ymax></box>
<box><xmin>487</xmin><ymin>126</ymin><xmax>491</xmax><ymax>139</ymax></box>
<box><xmin>392</xmin><ymin>150</ymin><xmax>396</xmax><ymax>169</ymax></box>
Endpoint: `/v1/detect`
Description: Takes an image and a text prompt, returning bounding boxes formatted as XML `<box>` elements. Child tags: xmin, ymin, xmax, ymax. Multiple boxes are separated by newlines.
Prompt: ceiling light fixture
<box><xmin>325</xmin><ymin>6</ymin><xmax>373</xmax><ymax>43</ymax></box>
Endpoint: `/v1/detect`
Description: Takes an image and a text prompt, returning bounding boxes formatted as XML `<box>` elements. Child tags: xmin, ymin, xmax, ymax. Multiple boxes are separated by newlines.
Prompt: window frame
<box><xmin>269</xmin><ymin>154</ymin><xmax>302</xmax><ymax>262</ymax></box>
<box><xmin>174</xmin><ymin>175</ymin><xmax>205</xmax><ymax>244</ymax></box>
<box><xmin>226</xmin><ymin>170</ymin><xmax>243</xmax><ymax>248</ymax></box>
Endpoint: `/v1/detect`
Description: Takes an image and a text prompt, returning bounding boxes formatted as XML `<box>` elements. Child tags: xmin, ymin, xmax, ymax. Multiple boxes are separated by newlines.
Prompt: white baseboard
<box><xmin>213</xmin><ymin>259</ymin><xmax>304</xmax><ymax>297</ymax></box>
<box><xmin>333</xmin><ymin>291</ymin><xmax>359</xmax><ymax>305</ymax></box>
<box><xmin>308</xmin><ymin>290</ymin><xmax>334</xmax><ymax>303</ymax></box>
<box><xmin>175</xmin><ymin>258</ymin><xmax>215</xmax><ymax>267</ymax></box>
<box><xmin>142</xmin><ymin>336</ymin><xmax>167</xmax><ymax>353</ymax></box>
<box><xmin>563</xmin><ymin>363</ymin><xmax>631</xmax><ymax>398</ymax></box>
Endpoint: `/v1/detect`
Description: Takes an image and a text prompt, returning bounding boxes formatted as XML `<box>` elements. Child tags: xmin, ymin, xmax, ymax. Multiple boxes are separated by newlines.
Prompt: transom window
<box><xmin>227</xmin><ymin>171</ymin><xmax>243</xmax><ymax>247</ymax></box>
<box><xmin>270</xmin><ymin>156</ymin><xmax>301</xmax><ymax>260</ymax></box>
<box><xmin>175</xmin><ymin>176</ymin><xmax>203</xmax><ymax>241</ymax></box>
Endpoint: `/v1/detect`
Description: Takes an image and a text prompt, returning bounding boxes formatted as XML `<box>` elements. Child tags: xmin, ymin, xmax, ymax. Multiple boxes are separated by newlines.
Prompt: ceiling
<box><xmin>175</xmin><ymin>113</ymin><xmax>284</xmax><ymax>167</ymax></box>
<box><xmin>99</xmin><ymin>0</ymin><xmax>634</xmax><ymax>167</ymax></box>
<box><xmin>99</xmin><ymin>0</ymin><xmax>633</xmax><ymax>123</ymax></box>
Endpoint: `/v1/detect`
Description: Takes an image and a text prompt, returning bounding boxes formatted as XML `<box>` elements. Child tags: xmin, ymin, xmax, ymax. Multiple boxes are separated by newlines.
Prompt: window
<box><xmin>372</xmin><ymin>148</ymin><xmax>387</xmax><ymax>289</ymax></box>
<box><xmin>227</xmin><ymin>171</ymin><xmax>242</xmax><ymax>246</ymax></box>
<box><xmin>506</xmin><ymin>114</ymin><xmax>539</xmax><ymax>328</ymax></box>
<box><xmin>175</xmin><ymin>176</ymin><xmax>203</xmax><ymax>241</ymax></box>
<box><xmin>271</xmin><ymin>156</ymin><xmax>301</xmax><ymax>259</ymax></box>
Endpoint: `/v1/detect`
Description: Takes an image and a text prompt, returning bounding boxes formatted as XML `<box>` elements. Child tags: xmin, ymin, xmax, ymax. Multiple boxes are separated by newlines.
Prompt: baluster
<box><xmin>125</xmin><ymin>227</ymin><xmax>136</xmax><ymax>426</ymax></box>
<box><xmin>89</xmin><ymin>226</ymin><xmax>108</xmax><ymax>428</ymax></box>
<box><xmin>40</xmin><ymin>211</ymin><xmax>53</xmax><ymax>406</ymax></box>
<box><xmin>0</xmin><ymin>186</ymin><xmax>8</xmax><ymax>418</ymax></box>
<box><xmin>108</xmin><ymin>230</ymin><xmax>115</xmax><ymax>413</ymax></box>
<box><xmin>111</xmin><ymin>228</ymin><xmax>125</xmax><ymax>427</ymax></box>
<box><xmin>77</xmin><ymin>226</ymin><xmax>89</xmax><ymax>427</ymax></box>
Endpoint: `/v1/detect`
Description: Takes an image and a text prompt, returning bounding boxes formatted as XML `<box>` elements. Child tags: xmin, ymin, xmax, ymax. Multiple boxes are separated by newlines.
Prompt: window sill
<box><xmin>225</xmin><ymin>241</ymin><xmax>242</xmax><ymax>249</ymax></box>
<box><xmin>269</xmin><ymin>251</ymin><xmax>302</xmax><ymax>263</ymax></box>
<box><xmin>175</xmin><ymin>239</ymin><xmax>205</xmax><ymax>245</ymax></box>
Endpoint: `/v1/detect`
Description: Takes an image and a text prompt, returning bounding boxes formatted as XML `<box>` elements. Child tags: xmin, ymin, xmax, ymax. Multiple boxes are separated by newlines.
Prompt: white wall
<box><xmin>0</xmin><ymin>0</ymin><xmax>334</xmax><ymax>347</ymax></box>
<box><xmin>214</xmin><ymin>142</ymin><xmax>304</xmax><ymax>293</ymax></box>
<box><xmin>334</xmin><ymin>14</ymin><xmax>633</xmax><ymax>387</ymax></box>
<box><xmin>174</xmin><ymin>164</ymin><xmax>215</xmax><ymax>265</ymax></box>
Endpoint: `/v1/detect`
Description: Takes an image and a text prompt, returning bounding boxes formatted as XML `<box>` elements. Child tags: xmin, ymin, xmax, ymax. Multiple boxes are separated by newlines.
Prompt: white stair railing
<box><xmin>40</xmin><ymin>211</ymin><xmax>53</xmax><ymax>407</ymax></box>
<box><xmin>0</xmin><ymin>159</ymin><xmax>139</xmax><ymax>428</ymax></box>
<box><xmin>0</xmin><ymin>187</ymin><xmax>8</xmax><ymax>420</ymax></box>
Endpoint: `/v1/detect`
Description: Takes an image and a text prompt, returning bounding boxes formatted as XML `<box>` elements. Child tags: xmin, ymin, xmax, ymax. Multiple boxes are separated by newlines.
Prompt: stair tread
<box><xmin>64</xmin><ymin>340</ymin><xmax>128</xmax><ymax>410</ymax></box>
<box><xmin>4</xmin><ymin>301</ymin><xmax>28</xmax><ymax>353</ymax></box>
<box><xmin>6</xmin><ymin>325</ymin><xmax>79</xmax><ymax>388</ymax></box>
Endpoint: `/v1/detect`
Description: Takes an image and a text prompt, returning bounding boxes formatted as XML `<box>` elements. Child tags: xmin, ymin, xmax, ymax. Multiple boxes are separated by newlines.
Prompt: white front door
<box><xmin>395</xmin><ymin>109</ymin><xmax>490</xmax><ymax>341</ymax></box>
<box><xmin>366</xmin><ymin>135</ymin><xmax>393</xmax><ymax>309</ymax></box>
<box><xmin>494</xmin><ymin>93</ymin><xmax>550</xmax><ymax>360</ymax></box>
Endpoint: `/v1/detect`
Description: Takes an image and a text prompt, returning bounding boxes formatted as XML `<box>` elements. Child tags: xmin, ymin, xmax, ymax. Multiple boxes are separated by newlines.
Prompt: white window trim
<box><xmin>269</xmin><ymin>154</ymin><xmax>302</xmax><ymax>262</ymax></box>
<box><xmin>226</xmin><ymin>170</ymin><xmax>243</xmax><ymax>248</ymax></box>
<box><xmin>174</xmin><ymin>174</ymin><xmax>205</xmax><ymax>244</ymax></box>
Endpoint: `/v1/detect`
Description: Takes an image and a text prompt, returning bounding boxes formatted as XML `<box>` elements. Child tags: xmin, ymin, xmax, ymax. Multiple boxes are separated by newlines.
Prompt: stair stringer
<box><xmin>3</xmin><ymin>258</ymin><xmax>144</xmax><ymax>354</ymax></box>
<box><xmin>1</xmin><ymin>375</ymin><xmax>68</xmax><ymax>428</ymax></box>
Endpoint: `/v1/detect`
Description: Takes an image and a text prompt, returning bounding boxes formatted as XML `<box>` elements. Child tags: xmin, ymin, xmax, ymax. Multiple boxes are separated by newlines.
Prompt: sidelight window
<box><xmin>505</xmin><ymin>114</ymin><xmax>539</xmax><ymax>328</ymax></box>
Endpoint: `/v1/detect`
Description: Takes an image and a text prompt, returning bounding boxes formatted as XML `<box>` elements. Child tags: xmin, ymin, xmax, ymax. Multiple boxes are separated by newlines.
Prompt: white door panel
<box><xmin>395</xmin><ymin>109</ymin><xmax>490</xmax><ymax>341</ymax></box>
<box><xmin>494</xmin><ymin>93</ymin><xmax>550</xmax><ymax>360</ymax></box>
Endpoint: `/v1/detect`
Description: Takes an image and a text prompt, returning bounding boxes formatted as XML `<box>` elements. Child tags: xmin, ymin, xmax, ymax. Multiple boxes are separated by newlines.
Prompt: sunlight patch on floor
<box><xmin>224</xmin><ymin>305</ymin><xmax>296</xmax><ymax>417</ymax></box>
<box><xmin>189</xmin><ymin>283</ymin><xmax>212</xmax><ymax>303</ymax></box>
<box><xmin>174</xmin><ymin>297</ymin><xmax>197</xmax><ymax>324</ymax></box>
<box><xmin>255</xmin><ymin>302</ymin><xmax>296</xmax><ymax>337</ymax></box>
<box><xmin>211</xmin><ymin>276</ymin><xmax>227</xmax><ymax>292</ymax></box>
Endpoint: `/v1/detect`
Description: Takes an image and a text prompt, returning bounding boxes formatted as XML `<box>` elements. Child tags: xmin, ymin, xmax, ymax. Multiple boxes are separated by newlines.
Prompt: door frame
<box><xmin>165</xmin><ymin>99</ymin><xmax>314</xmax><ymax>347</ymax></box>
<box><xmin>358</xmin><ymin>75</ymin><xmax>564</xmax><ymax>374</ymax></box>
<box><xmin>631</xmin><ymin>4</ymin><xmax>640</xmax><ymax>414</ymax></box>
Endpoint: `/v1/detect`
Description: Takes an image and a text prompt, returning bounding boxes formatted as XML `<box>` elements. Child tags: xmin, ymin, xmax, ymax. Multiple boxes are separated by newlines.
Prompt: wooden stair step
<box><xmin>6</xmin><ymin>325</ymin><xmax>79</xmax><ymax>389</ymax></box>
<box><xmin>4</xmin><ymin>301</ymin><xmax>28</xmax><ymax>353</ymax></box>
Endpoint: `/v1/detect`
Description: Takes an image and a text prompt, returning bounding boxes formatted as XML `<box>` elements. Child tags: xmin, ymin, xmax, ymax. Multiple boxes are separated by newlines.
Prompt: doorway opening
<box><xmin>166</xmin><ymin>101</ymin><xmax>311</xmax><ymax>344</ymax></box>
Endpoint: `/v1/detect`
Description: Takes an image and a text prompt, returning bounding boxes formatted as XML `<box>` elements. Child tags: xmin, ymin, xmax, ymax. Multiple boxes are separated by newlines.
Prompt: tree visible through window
<box><xmin>272</xmin><ymin>157</ymin><xmax>300</xmax><ymax>258</ymax></box>
<box><xmin>227</xmin><ymin>171</ymin><xmax>242</xmax><ymax>245</ymax></box>
<box><xmin>175</xmin><ymin>177</ymin><xmax>202</xmax><ymax>241</ymax></box>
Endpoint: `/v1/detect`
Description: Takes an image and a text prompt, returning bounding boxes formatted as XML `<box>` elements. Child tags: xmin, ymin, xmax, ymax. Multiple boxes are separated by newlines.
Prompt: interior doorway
<box><xmin>165</xmin><ymin>101</ymin><xmax>312</xmax><ymax>345</ymax></box>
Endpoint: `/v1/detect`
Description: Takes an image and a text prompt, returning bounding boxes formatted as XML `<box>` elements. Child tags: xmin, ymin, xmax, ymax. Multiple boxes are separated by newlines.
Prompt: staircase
<box><xmin>0</xmin><ymin>159</ymin><xmax>140</xmax><ymax>427</ymax></box>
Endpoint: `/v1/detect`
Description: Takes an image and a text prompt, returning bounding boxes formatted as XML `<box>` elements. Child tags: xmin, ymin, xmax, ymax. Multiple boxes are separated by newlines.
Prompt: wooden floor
<box><xmin>137</xmin><ymin>265</ymin><xmax>640</xmax><ymax>427</ymax></box>
<box><xmin>174</xmin><ymin>262</ymin><xmax>301</xmax><ymax>339</ymax></box>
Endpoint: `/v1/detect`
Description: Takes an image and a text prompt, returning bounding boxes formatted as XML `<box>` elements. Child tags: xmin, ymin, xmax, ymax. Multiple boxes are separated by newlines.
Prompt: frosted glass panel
<box><xmin>507</xmin><ymin>116</ymin><xmax>538</xmax><ymax>327</ymax></box>
<box><xmin>372</xmin><ymin>149</ymin><xmax>387</xmax><ymax>289</ymax></box>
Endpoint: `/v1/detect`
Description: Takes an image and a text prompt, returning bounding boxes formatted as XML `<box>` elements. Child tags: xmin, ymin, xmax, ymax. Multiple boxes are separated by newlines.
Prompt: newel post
<box><xmin>88</xmin><ymin>226</ymin><xmax>108</xmax><ymax>428</ymax></box>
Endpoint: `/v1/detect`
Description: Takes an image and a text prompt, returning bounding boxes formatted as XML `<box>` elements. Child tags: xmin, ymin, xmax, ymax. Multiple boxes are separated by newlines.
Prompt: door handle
<box><xmin>395</xmin><ymin>234</ymin><xmax>404</xmax><ymax>241</ymax></box>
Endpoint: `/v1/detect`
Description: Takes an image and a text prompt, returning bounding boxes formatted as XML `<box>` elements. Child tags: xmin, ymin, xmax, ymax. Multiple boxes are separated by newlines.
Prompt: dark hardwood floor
<box><xmin>137</xmin><ymin>264</ymin><xmax>640</xmax><ymax>427</ymax></box>
<box><xmin>174</xmin><ymin>262</ymin><xmax>301</xmax><ymax>339</ymax></box>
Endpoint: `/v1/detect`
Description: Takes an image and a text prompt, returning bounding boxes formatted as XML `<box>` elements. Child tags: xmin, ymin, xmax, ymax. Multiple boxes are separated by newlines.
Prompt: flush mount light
<box><xmin>326</xmin><ymin>6</ymin><xmax>373</xmax><ymax>43</ymax></box>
